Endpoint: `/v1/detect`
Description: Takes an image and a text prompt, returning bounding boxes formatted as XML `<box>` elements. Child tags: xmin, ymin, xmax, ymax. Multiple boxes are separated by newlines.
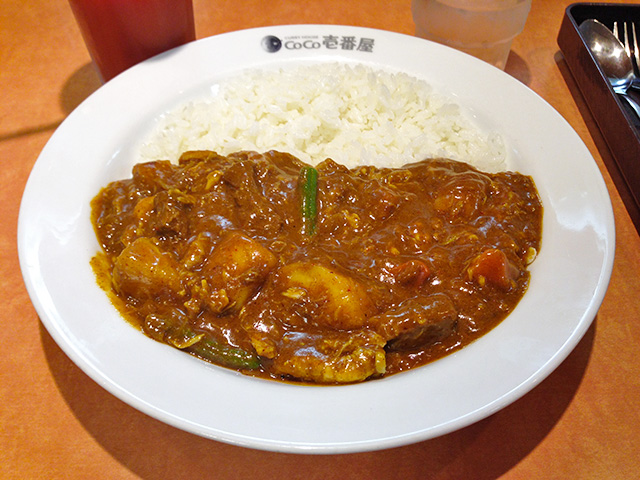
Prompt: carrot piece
<box><xmin>467</xmin><ymin>249</ymin><xmax>520</xmax><ymax>291</ymax></box>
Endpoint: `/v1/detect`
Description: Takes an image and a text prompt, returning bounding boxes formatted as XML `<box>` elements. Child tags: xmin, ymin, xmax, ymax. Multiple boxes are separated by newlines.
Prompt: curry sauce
<box><xmin>91</xmin><ymin>150</ymin><xmax>542</xmax><ymax>384</ymax></box>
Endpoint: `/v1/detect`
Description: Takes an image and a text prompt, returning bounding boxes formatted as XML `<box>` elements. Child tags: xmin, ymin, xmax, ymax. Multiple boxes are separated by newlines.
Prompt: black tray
<box><xmin>558</xmin><ymin>2</ymin><xmax>640</xmax><ymax>233</ymax></box>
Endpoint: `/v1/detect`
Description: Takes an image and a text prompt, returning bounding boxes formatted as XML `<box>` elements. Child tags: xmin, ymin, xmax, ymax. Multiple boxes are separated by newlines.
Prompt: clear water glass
<box><xmin>411</xmin><ymin>0</ymin><xmax>532</xmax><ymax>69</ymax></box>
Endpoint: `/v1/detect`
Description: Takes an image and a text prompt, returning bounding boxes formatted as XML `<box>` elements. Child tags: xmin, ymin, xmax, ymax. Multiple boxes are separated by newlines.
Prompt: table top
<box><xmin>1</xmin><ymin>0</ymin><xmax>639</xmax><ymax>478</ymax></box>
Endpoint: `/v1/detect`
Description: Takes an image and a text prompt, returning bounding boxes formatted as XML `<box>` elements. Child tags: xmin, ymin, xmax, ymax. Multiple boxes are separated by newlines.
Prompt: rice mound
<box><xmin>139</xmin><ymin>63</ymin><xmax>506</xmax><ymax>172</ymax></box>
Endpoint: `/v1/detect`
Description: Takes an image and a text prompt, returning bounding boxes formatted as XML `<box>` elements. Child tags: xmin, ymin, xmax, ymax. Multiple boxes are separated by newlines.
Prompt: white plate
<box><xmin>18</xmin><ymin>25</ymin><xmax>615</xmax><ymax>453</ymax></box>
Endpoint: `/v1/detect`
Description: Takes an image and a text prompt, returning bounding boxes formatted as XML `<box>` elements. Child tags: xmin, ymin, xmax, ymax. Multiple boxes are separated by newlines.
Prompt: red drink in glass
<box><xmin>68</xmin><ymin>0</ymin><xmax>196</xmax><ymax>82</ymax></box>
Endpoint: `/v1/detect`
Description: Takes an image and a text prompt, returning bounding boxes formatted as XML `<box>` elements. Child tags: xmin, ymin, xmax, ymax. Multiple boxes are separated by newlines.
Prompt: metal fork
<box><xmin>613</xmin><ymin>21</ymin><xmax>640</xmax><ymax>78</ymax></box>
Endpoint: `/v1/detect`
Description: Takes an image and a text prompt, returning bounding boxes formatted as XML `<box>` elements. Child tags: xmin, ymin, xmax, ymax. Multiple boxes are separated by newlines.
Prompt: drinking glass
<box><xmin>69</xmin><ymin>0</ymin><xmax>196</xmax><ymax>82</ymax></box>
<box><xmin>411</xmin><ymin>0</ymin><xmax>532</xmax><ymax>69</ymax></box>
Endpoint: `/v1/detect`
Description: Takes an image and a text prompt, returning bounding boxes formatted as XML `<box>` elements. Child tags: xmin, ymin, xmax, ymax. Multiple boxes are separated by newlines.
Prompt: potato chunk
<box><xmin>271</xmin><ymin>330</ymin><xmax>386</xmax><ymax>384</ymax></box>
<box><xmin>277</xmin><ymin>262</ymin><xmax>377</xmax><ymax>330</ymax></box>
<box><xmin>200</xmin><ymin>232</ymin><xmax>277</xmax><ymax>314</ymax></box>
<box><xmin>112</xmin><ymin>237</ymin><xmax>184</xmax><ymax>301</ymax></box>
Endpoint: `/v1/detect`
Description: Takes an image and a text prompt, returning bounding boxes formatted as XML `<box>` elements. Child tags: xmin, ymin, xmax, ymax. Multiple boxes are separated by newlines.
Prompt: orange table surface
<box><xmin>1</xmin><ymin>0</ymin><xmax>639</xmax><ymax>478</ymax></box>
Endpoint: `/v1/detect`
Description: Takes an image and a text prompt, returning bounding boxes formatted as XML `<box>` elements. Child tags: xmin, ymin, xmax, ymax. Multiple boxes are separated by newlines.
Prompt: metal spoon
<box><xmin>579</xmin><ymin>18</ymin><xmax>640</xmax><ymax>117</ymax></box>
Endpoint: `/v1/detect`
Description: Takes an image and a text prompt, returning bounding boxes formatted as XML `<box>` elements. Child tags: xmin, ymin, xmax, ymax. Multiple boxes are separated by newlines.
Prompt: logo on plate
<box><xmin>261</xmin><ymin>35</ymin><xmax>282</xmax><ymax>53</ymax></box>
<box><xmin>261</xmin><ymin>34</ymin><xmax>376</xmax><ymax>54</ymax></box>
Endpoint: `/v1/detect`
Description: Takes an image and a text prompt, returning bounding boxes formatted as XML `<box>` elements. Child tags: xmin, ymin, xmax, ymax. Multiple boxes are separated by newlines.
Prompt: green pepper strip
<box><xmin>184</xmin><ymin>335</ymin><xmax>261</xmax><ymax>370</ymax></box>
<box><xmin>300</xmin><ymin>166</ymin><xmax>318</xmax><ymax>235</ymax></box>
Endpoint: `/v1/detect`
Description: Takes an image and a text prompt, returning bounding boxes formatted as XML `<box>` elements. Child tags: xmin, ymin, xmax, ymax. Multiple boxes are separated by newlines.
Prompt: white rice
<box><xmin>138</xmin><ymin>63</ymin><xmax>506</xmax><ymax>172</ymax></box>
